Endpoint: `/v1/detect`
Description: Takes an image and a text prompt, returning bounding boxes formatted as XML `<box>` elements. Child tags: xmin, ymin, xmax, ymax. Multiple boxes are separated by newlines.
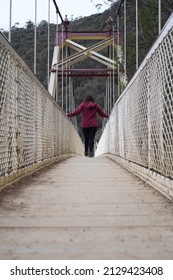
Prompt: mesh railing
<box><xmin>96</xmin><ymin>14</ymin><xmax>173</xmax><ymax>199</ymax></box>
<box><xmin>0</xmin><ymin>33</ymin><xmax>83</xmax><ymax>188</ymax></box>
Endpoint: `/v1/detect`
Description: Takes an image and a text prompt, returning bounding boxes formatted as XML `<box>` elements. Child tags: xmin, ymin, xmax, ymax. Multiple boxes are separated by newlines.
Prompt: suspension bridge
<box><xmin>0</xmin><ymin>1</ymin><xmax>173</xmax><ymax>260</ymax></box>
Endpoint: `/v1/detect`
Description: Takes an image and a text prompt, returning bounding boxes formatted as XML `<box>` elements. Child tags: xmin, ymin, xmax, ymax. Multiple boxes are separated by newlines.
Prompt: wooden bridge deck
<box><xmin>0</xmin><ymin>156</ymin><xmax>173</xmax><ymax>260</ymax></box>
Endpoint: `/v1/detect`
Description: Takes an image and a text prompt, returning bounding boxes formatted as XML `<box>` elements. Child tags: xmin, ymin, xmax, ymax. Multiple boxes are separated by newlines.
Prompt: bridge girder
<box><xmin>49</xmin><ymin>31</ymin><xmax>121</xmax><ymax>98</ymax></box>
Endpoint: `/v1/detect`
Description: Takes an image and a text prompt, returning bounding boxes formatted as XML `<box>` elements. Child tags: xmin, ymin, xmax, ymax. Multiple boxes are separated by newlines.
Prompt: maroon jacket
<box><xmin>67</xmin><ymin>101</ymin><xmax>109</xmax><ymax>128</ymax></box>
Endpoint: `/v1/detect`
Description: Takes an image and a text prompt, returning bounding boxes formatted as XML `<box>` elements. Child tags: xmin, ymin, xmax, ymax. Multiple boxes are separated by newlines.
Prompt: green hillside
<box><xmin>2</xmin><ymin>0</ymin><xmax>173</xmax><ymax>131</ymax></box>
<box><xmin>3</xmin><ymin>1</ymin><xmax>172</xmax><ymax>102</ymax></box>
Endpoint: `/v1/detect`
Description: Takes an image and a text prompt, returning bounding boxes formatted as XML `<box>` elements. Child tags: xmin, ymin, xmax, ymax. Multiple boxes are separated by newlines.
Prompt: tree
<box><xmin>25</xmin><ymin>20</ymin><xmax>34</xmax><ymax>30</ymax></box>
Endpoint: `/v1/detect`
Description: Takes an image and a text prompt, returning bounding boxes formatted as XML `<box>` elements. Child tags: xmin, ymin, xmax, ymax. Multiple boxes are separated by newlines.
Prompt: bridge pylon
<box><xmin>49</xmin><ymin>15</ymin><xmax>124</xmax><ymax>115</ymax></box>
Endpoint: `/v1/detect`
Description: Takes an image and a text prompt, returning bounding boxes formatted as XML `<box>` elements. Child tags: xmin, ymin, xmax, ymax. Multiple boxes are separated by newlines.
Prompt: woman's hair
<box><xmin>84</xmin><ymin>95</ymin><xmax>95</xmax><ymax>102</ymax></box>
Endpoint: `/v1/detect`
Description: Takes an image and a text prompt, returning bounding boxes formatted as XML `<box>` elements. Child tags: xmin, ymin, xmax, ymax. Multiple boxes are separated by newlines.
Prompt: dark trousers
<box><xmin>82</xmin><ymin>126</ymin><xmax>97</xmax><ymax>153</ymax></box>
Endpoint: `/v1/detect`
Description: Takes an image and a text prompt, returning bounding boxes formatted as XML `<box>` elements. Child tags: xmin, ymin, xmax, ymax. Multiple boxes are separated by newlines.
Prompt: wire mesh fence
<box><xmin>0</xmin><ymin>33</ymin><xmax>83</xmax><ymax>188</ymax></box>
<box><xmin>96</xmin><ymin>14</ymin><xmax>173</xmax><ymax>198</ymax></box>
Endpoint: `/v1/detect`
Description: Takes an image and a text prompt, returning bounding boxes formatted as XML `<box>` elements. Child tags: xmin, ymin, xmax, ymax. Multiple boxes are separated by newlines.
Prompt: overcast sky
<box><xmin>0</xmin><ymin>0</ymin><xmax>109</xmax><ymax>31</ymax></box>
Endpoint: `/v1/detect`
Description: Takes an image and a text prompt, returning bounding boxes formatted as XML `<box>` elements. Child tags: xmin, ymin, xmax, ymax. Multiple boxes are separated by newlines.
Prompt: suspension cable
<box><xmin>158</xmin><ymin>0</ymin><xmax>161</xmax><ymax>33</ymax></box>
<box><xmin>113</xmin><ymin>25</ymin><xmax>115</xmax><ymax>105</ymax></box>
<box><xmin>47</xmin><ymin>0</ymin><xmax>50</xmax><ymax>90</ymax></box>
<box><xmin>52</xmin><ymin>0</ymin><xmax>64</xmax><ymax>24</ymax></box>
<box><xmin>52</xmin><ymin>0</ymin><xmax>66</xmax><ymax>106</ymax></box>
<box><xmin>69</xmin><ymin>75</ymin><xmax>71</xmax><ymax>114</ymax></box>
<box><xmin>9</xmin><ymin>0</ymin><xmax>12</xmax><ymax>42</ymax></box>
<box><xmin>107</xmin><ymin>46</ymin><xmax>109</xmax><ymax>114</ymax></box>
<box><xmin>109</xmin><ymin>45</ymin><xmax>112</xmax><ymax>112</ymax></box>
<box><xmin>61</xmin><ymin>24</ymin><xmax>64</xmax><ymax>109</ymax></box>
<box><xmin>124</xmin><ymin>0</ymin><xmax>127</xmax><ymax>82</ymax></box>
<box><xmin>65</xmin><ymin>46</ymin><xmax>68</xmax><ymax>113</ymax></box>
<box><xmin>34</xmin><ymin>0</ymin><xmax>37</xmax><ymax>74</ymax></box>
<box><xmin>117</xmin><ymin>13</ymin><xmax>120</xmax><ymax>97</ymax></box>
<box><xmin>55</xmin><ymin>13</ymin><xmax>59</xmax><ymax>103</ymax></box>
<box><xmin>136</xmin><ymin>0</ymin><xmax>139</xmax><ymax>70</ymax></box>
<box><xmin>113</xmin><ymin>0</ymin><xmax>124</xmax><ymax>23</ymax></box>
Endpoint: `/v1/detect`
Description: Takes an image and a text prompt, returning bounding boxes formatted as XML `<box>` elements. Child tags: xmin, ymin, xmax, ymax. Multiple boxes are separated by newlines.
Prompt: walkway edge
<box><xmin>0</xmin><ymin>154</ymin><xmax>78</xmax><ymax>191</ymax></box>
<box><xmin>101</xmin><ymin>154</ymin><xmax>173</xmax><ymax>201</ymax></box>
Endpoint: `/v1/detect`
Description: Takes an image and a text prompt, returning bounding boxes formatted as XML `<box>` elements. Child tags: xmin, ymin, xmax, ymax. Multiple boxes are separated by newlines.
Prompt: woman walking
<box><xmin>67</xmin><ymin>95</ymin><xmax>109</xmax><ymax>157</ymax></box>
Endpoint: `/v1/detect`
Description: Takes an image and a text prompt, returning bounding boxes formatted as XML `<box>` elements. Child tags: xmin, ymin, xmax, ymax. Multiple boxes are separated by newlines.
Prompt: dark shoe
<box><xmin>89</xmin><ymin>150</ymin><xmax>94</xmax><ymax>157</ymax></box>
<box><xmin>84</xmin><ymin>151</ymin><xmax>88</xmax><ymax>157</ymax></box>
